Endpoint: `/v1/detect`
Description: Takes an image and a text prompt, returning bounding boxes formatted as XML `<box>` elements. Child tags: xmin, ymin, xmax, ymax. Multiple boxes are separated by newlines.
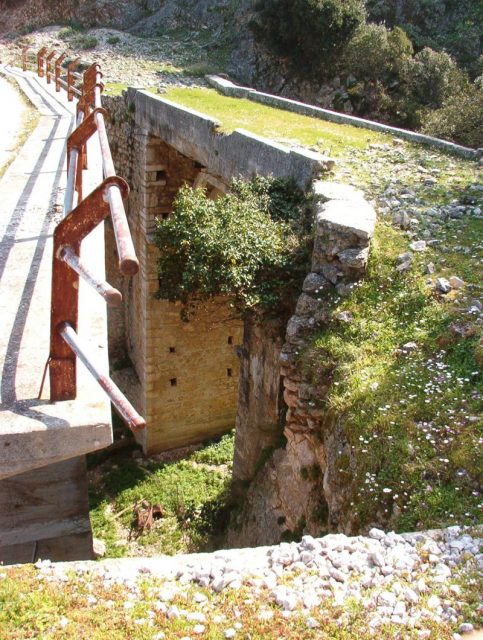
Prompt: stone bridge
<box><xmin>0</xmin><ymin>61</ymin><xmax>376</xmax><ymax>562</ymax></box>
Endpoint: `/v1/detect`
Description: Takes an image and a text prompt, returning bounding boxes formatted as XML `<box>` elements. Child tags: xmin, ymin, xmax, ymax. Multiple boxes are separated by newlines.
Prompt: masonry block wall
<box><xmin>105</xmin><ymin>97</ymin><xmax>242</xmax><ymax>454</ymax></box>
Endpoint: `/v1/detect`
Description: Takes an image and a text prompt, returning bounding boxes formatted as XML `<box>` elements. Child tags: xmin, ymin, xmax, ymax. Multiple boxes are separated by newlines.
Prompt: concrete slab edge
<box><xmin>129</xmin><ymin>89</ymin><xmax>335</xmax><ymax>189</ymax></box>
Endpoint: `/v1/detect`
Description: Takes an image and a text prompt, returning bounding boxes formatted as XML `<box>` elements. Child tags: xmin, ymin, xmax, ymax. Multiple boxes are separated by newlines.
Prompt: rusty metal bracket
<box><xmin>67</xmin><ymin>58</ymin><xmax>80</xmax><ymax>102</ymax></box>
<box><xmin>58</xmin><ymin>322</ymin><xmax>146</xmax><ymax>431</ymax></box>
<box><xmin>67</xmin><ymin>107</ymin><xmax>109</xmax><ymax>200</ymax></box>
<box><xmin>67</xmin><ymin>107</ymin><xmax>109</xmax><ymax>159</ymax></box>
<box><xmin>50</xmin><ymin>177</ymin><xmax>126</xmax><ymax>401</ymax></box>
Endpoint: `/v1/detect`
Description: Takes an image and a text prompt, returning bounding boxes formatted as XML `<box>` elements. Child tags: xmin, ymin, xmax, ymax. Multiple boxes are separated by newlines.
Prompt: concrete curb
<box><xmin>206</xmin><ymin>75</ymin><xmax>479</xmax><ymax>160</ymax></box>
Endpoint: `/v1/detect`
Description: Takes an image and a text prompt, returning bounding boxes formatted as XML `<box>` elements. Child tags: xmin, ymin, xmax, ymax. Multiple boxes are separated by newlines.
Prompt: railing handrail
<box><xmin>30</xmin><ymin>48</ymin><xmax>146</xmax><ymax>432</ymax></box>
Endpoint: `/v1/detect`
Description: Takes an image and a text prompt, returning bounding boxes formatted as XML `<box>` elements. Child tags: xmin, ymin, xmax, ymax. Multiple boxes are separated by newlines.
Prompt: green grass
<box><xmin>88</xmin><ymin>431</ymin><xmax>235</xmax><ymax>556</ymax></box>
<box><xmin>305</xmin><ymin>208</ymin><xmax>482</xmax><ymax>531</ymax></box>
<box><xmin>161</xmin><ymin>87</ymin><xmax>387</xmax><ymax>156</ymax></box>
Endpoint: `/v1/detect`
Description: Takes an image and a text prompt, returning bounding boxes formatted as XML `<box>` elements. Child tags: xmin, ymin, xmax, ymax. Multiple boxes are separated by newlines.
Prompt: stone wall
<box><xmin>103</xmin><ymin>90</ymin><xmax>332</xmax><ymax>454</ymax></box>
<box><xmin>104</xmin><ymin>96</ymin><xmax>243</xmax><ymax>453</ymax></box>
<box><xmin>228</xmin><ymin>181</ymin><xmax>376</xmax><ymax>547</ymax></box>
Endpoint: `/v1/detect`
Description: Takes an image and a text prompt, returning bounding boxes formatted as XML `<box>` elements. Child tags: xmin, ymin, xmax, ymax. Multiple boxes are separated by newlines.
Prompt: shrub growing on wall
<box><xmin>154</xmin><ymin>177</ymin><xmax>311</xmax><ymax>316</ymax></box>
<box><xmin>253</xmin><ymin>0</ymin><xmax>366</xmax><ymax>72</ymax></box>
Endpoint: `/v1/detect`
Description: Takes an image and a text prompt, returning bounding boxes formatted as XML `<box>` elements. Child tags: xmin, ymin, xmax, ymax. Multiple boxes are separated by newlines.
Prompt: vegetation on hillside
<box><xmin>252</xmin><ymin>0</ymin><xmax>483</xmax><ymax>147</ymax></box>
<box><xmin>366</xmin><ymin>0</ymin><xmax>483</xmax><ymax>75</ymax></box>
<box><xmin>253</xmin><ymin>0</ymin><xmax>366</xmax><ymax>63</ymax></box>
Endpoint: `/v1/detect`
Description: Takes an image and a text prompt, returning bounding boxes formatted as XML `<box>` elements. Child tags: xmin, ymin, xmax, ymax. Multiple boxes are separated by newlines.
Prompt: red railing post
<box><xmin>37</xmin><ymin>47</ymin><xmax>47</xmax><ymax>77</ymax></box>
<box><xmin>46</xmin><ymin>50</ymin><xmax>57</xmax><ymax>84</ymax></box>
<box><xmin>55</xmin><ymin>52</ymin><xmax>67</xmax><ymax>92</ymax></box>
<box><xmin>67</xmin><ymin>58</ymin><xmax>80</xmax><ymax>102</ymax></box>
<box><xmin>50</xmin><ymin>177</ymin><xmax>128</xmax><ymax>401</ymax></box>
<box><xmin>77</xmin><ymin>63</ymin><xmax>103</xmax><ymax>117</ymax></box>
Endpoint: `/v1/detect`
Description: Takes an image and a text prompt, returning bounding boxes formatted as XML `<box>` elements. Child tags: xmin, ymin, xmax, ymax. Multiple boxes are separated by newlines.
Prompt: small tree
<box><xmin>408</xmin><ymin>47</ymin><xmax>466</xmax><ymax>109</ymax></box>
<box><xmin>421</xmin><ymin>81</ymin><xmax>483</xmax><ymax>148</ymax></box>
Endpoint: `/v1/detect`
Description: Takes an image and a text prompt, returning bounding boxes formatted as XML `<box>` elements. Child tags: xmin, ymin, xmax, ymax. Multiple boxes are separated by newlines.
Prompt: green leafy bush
<box><xmin>154</xmin><ymin>177</ymin><xmax>311</xmax><ymax>316</ymax></box>
<box><xmin>408</xmin><ymin>47</ymin><xmax>465</xmax><ymax>109</ymax></box>
<box><xmin>253</xmin><ymin>0</ymin><xmax>365</xmax><ymax>71</ymax></box>
<box><xmin>74</xmin><ymin>34</ymin><xmax>98</xmax><ymax>50</ymax></box>
<box><xmin>343</xmin><ymin>24</ymin><xmax>413</xmax><ymax>82</ymax></box>
<box><xmin>342</xmin><ymin>26</ymin><xmax>472</xmax><ymax>133</ymax></box>
<box><xmin>421</xmin><ymin>81</ymin><xmax>483</xmax><ymax>148</ymax></box>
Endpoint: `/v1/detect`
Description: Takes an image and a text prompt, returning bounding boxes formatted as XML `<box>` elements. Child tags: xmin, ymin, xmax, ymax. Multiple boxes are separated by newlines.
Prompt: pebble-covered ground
<box><xmin>1</xmin><ymin>526</ymin><xmax>482</xmax><ymax>639</ymax></box>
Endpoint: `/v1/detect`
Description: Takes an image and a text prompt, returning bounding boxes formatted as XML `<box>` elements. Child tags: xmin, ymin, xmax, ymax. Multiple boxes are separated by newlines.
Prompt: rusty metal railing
<box><xmin>31</xmin><ymin>48</ymin><xmax>146</xmax><ymax>432</ymax></box>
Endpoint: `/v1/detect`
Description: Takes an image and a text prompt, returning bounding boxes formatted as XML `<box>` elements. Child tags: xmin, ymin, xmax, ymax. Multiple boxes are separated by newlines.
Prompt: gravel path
<box><xmin>32</xmin><ymin>526</ymin><xmax>482</xmax><ymax>639</ymax></box>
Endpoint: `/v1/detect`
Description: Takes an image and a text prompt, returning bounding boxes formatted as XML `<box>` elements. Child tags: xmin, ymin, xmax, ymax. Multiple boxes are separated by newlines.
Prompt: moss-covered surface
<box><xmin>88</xmin><ymin>432</ymin><xmax>235</xmax><ymax>557</ymax></box>
<box><xmin>162</xmin><ymin>87</ymin><xmax>388</xmax><ymax>156</ymax></box>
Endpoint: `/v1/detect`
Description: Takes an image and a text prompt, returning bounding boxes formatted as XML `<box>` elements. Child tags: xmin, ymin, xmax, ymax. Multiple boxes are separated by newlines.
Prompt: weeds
<box><xmin>88</xmin><ymin>432</ymin><xmax>236</xmax><ymax>556</ymax></box>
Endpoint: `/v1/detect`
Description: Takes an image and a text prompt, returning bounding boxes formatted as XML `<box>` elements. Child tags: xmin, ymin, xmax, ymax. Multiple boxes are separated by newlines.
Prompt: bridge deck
<box><xmin>0</xmin><ymin>66</ymin><xmax>113</xmax><ymax>482</ymax></box>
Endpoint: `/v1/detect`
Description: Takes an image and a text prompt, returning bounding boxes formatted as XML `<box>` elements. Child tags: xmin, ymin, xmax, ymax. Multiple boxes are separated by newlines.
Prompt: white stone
<box><xmin>306</xmin><ymin>617</ymin><xmax>319</xmax><ymax>629</ymax></box>
<box><xmin>393</xmin><ymin>601</ymin><xmax>406</xmax><ymax>616</ymax></box>
<box><xmin>427</xmin><ymin>595</ymin><xmax>441</xmax><ymax>610</ymax></box>
<box><xmin>369</xmin><ymin>528</ymin><xmax>385</xmax><ymax>540</ymax></box>
<box><xmin>459</xmin><ymin>623</ymin><xmax>474</xmax><ymax>634</ymax></box>
<box><xmin>370</xmin><ymin>551</ymin><xmax>385</xmax><ymax>567</ymax></box>
<box><xmin>187</xmin><ymin>612</ymin><xmax>206</xmax><ymax>623</ymax></box>
<box><xmin>404</xmin><ymin>588</ymin><xmax>419</xmax><ymax>604</ymax></box>
<box><xmin>378</xmin><ymin>591</ymin><xmax>397</xmax><ymax>607</ymax></box>
<box><xmin>410</xmin><ymin>240</ymin><xmax>427</xmax><ymax>251</ymax></box>
<box><xmin>436</xmin><ymin>277</ymin><xmax>451</xmax><ymax>293</ymax></box>
<box><xmin>167</xmin><ymin>605</ymin><xmax>180</xmax><ymax>620</ymax></box>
